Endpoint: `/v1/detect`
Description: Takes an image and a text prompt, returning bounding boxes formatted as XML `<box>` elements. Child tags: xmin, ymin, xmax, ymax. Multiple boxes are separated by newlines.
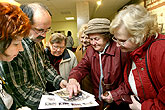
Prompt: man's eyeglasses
<box><xmin>32</xmin><ymin>27</ymin><xmax>51</xmax><ymax>35</ymax></box>
<box><xmin>112</xmin><ymin>36</ymin><xmax>131</xmax><ymax>46</ymax></box>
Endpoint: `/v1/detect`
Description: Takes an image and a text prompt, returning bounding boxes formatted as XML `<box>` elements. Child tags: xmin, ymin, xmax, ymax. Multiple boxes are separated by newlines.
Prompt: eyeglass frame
<box><xmin>32</xmin><ymin>27</ymin><xmax>52</xmax><ymax>35</ymax></box>
<box><xmin>112</xmin><ymin>36</ymin><xmax>132</xmax><ymax>46</ymax></box>
<box><xmin>52</xmin><ymin>45</ymin><xmax>66</xmax><ymax>50</ymax></box>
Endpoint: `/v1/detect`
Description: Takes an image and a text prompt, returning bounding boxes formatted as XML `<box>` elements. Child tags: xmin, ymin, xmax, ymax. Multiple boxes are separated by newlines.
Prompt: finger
<box><xmin>67</xmin><ymin>84</ymin><xmax>74</xmax><ymax>98</ymax></box>
<box><xmin>101</xmin><ymin>95</ymin><xmax>113</xmax><ymax>103</ymax></box>
<box><xmin>101</xmin><ymin>94</ymin><xmax>113</xmax><ymax>100</ymax></box>
<box><xmin>62</xmin><ymin>83</ymin><xmax>67</xmax><ymax>88</ymax></box>
<box><xmin>131</xmin><ymin>95</ymin><xmax>136</xmax><ymax>103</ymax></box>
<box><xmin>101</xmin><ymin>94</ymin><xmax>107</xmax><ymax>100</ymax></box>
<box><xmin>129</xmin><ymin>103</ymin><xmax>133</xmax><ymax>109</ymax></box>
<box><xmin>64</xmin><ymin>81</ymin><xmax>68</xmax><ymax>87</ymax></box>
<box><xmin>108</xmin><ymin>92</ymin><xmax>113</xmax><ymax>99</ymax></box>
<box><xmin>73</xmin><ymin>85</ymin><xmax>78</xmax><ymax>96</ymax></box>
<box><xmin>61</xmin><ymin>85</ymin><xmax>64</xmax><ymax>88</ymax></box>
<box><xmin>61</xmin><ymin>81</ymin><xmax>66</xmax><ymax>88</ymax></box>
<box><xmin>68</xmin><ymin>87</ymin><xmax>74</xmax><ymax>98</ymax></box>
<box><xmin>77</xmin><ymin>83</ymin><xmax>81</xmax><ymax>91</ymax></box>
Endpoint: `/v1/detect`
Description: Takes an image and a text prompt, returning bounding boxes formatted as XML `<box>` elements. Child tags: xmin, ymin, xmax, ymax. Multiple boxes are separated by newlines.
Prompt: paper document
<box><xmin>38</xmin><ymin>88</ymin><xmax>99</xmax><ymax>109</ymax></box>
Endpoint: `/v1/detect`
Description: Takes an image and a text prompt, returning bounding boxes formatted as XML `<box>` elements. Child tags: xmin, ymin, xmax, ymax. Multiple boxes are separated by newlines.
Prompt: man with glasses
<box><xmin>0</xmin><ymin>3</ymin><xmax>67</xmax><ymax>110</ymax></box>
<box><xmin>45</xmin><ymin>33</ymin><xmax>78</xmax><ymax>92</ymax></box>
<box><xmin>29</xmin><ymin>28</ymin><xmax>51</xmax><ymax>42</ymax></box>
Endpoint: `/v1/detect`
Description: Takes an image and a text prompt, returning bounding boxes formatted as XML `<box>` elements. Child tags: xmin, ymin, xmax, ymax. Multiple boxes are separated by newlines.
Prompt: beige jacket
<box><xmin>75</xmin><ymin>44</ymin><xmax>86</xmax><ymax>63</ymax></box>
<box><xmin>59</xmin><ymin>49</ymin><xmax>78</xmax><ymax>80</ymax></box>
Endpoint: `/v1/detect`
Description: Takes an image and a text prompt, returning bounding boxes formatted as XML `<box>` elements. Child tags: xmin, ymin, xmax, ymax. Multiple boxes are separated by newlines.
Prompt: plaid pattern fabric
<box><xmin>0</xmin><ymin>38</ymin><xmax>63</xmax><ymax>110</ymax></box>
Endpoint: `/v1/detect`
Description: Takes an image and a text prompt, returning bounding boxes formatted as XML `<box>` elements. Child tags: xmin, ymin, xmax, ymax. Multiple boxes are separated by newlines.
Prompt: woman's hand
<box><xmin>129</xmin><ymin>95</ymin><xmax>141</xmax><ymax>110</ymax></box>
<box><xmin>66</xmin><ymin>78</ymin><xmax>81</xmax><ymax>98</ymax></box>
<box><xmin>101</xmin><ymin>91</ymin><xmax>113</xmax><ymax>103</ymax></box>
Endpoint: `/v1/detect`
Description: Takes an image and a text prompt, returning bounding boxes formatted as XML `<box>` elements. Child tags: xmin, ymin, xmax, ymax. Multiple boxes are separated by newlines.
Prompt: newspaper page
<box><xmin>38</xmin><ymin>88</ymin><xmax>99</xmax><ymax>109</ymax></box>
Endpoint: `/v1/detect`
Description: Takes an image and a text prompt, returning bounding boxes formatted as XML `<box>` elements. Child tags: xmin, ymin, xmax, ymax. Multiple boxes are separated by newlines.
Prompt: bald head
<box><xmin>20</xmin><ymin>3</ymin><xmax>52</xmax><ymax>25</ymax></box>
<box><xmin>20</xmin><ymin>3</ymin><xmax>52</xmax><ymax>42</ymax></box>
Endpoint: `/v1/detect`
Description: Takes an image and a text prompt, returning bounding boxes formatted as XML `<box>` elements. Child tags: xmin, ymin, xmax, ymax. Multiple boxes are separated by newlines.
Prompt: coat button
<box><xmin>139</xmin><ymin>58</ymin><xmax>142</xmax><ymax>61</ymax></box>
<box><xmin>141</xmin><ymin>68</ymin><xmax>144</xmax><ymax>71</ymax></box>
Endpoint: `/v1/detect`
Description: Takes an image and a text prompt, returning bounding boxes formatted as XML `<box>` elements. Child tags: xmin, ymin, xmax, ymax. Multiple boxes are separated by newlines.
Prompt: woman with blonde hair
<box><xmin>110</xmin><ymin>4</ymin><xmax>165</xmax><ymax>110</ymax></box>
<box><xmin>76</xmin><ymin>24</ymin><xmax>90</xmax><ymax>62</ymax></box>
<box><xmin>75</xmin><ymin>24</ymin><xmax>93</xmax><ymax>105</ymax></box>
<box><xmin>0</xmin><ymin>2</ymin><xmax>30</xmax><ymax>110</ymax></box>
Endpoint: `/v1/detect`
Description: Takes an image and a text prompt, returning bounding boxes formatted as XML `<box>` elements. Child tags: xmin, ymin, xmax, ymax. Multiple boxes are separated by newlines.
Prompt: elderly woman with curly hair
<box><xmin>0</xmin><ymin>2</ymin><xmax>30</xmax><ymax>110</ymax></box>
<box><xmin>75</xmin><ymin>24</ymin><xmax>94</xmax><ymax>96</ymax></box>
<box><xmin>110</xmin><ymin>4</ymin><xmax>165</xmax><ymax>110</ymax></box>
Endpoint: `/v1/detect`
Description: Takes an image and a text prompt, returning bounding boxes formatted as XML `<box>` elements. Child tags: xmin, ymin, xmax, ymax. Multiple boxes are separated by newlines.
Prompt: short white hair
<box><xmin>110</xmin><ymin>4</ymin><xmax>159</xmax><ymax>44</ymax></box>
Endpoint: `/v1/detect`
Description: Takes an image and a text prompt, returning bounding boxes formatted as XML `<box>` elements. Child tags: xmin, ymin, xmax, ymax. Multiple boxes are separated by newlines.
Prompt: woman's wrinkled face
<box><xmin>0</xmin><ymin>36</ymin><xmax>24</xmax><ymax>62</ymax></box>
<box><xmin>80</xmin><ymin>33</ymin><xmax>90</xmax><ymax>48</ymax></box>
<box><xmin>113</xmin><ymin>24</ymin><xmax>139</xmax><ymax>52</ymax></box>
<box><xmin>89</xmin><ymin>33</ymin><xmax>108</xmax><ymax>52</ymax></box>
<box><xmin>49</xmin><ymin>40</ymin><xmax>66</xmax><ymax>56</ymax></box>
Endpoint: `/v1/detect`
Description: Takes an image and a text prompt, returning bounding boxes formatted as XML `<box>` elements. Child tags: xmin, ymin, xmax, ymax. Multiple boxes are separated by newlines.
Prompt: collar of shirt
<box><xmin>23</xmin><ymin>38</ymin><xmax>36</xmax><ymax>47</ymax></box>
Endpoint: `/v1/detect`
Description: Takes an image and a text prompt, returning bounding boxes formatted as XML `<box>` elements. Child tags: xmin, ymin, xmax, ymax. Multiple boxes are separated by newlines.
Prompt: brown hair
<box><xmin>0</xmin><ymin>3</ymin><xmax>31</xmax><ymax>54</ymax></box>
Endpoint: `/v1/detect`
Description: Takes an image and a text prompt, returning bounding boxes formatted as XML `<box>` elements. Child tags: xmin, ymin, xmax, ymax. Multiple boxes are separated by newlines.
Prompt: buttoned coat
<box><xmin>69</xmin><ymin>41</ymin><xmax>127</xmax><ymax>104</ymax></box>
<box><xmin>124</xmin><ymin>34</ymin><xmax>165</xmax><ymax>110</ymax></box>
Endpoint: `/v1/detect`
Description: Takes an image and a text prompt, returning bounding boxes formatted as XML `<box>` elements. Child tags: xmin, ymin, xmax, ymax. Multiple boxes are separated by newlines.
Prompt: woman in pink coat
<box><xmin>110</xmin><ymin>4</ymin><xmax>165</xmax><ymax>110</ymax></box>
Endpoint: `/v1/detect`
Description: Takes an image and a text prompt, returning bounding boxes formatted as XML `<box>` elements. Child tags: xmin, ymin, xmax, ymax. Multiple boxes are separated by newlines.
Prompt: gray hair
<box><xmin>110</xmin><ymin>4</ymin><xmax>159</xmax><ymax>44</ymax></box>
<box><xmin>49</xmin><ymin>33</ymin><xmax>67</xmax><ymax>45</ymax></box>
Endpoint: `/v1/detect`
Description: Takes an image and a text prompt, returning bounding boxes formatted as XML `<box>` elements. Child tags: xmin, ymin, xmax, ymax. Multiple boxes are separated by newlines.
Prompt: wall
<box><xmin>46</xmin><ymin>20</ymin><xmax>78</xmax><ymax>47</ymax></box>
<box><xmin>0</xmin><ymin>0</ymin><xmax>20</xmax><ymax>6</ymax></box>
<box><xmin>109</xmin><ymin>0</ymin><xmax>165</xmax><ymax>34</ymax></box>
<box><xmin>109</xmin><ymin>0</ymin><xmax>144</xmax><ymax>21</ymax></box>
<box><xmin>145</xmin><ymin>0</ymin><xmax>165</xmax><ymax>34</ymax></box>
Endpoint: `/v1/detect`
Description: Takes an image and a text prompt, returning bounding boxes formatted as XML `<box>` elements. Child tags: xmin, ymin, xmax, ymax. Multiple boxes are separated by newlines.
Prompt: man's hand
<box><xmin>101</xmin><ymin>91</ymin><xmax>113</xmax><ymax>103</ymax></box>
<box><xmin>66</xmin><ymin>78</ymin><xmax>81</xmax><ymax>98</ymax></box>
<box><xmin>60</xmin><ymin>80</ymin><xmax>67</xmax><ymax>88</ymax></box>
<box><xmin>129</xmin><ymin>95</ymin><xmax>141</xmax><ymax>110</ymax></box>
<box><xmin>17</xmin><ymin>106</ymin><xmax>31</xmax><ymax>110</ymax></box>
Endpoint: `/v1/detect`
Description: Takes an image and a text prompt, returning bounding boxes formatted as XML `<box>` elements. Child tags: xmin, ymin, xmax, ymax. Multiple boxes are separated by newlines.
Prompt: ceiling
<box><xmin>15</xmin><ymin>0</ymin><xmax>131</xmax><ymax>22</ymax></box>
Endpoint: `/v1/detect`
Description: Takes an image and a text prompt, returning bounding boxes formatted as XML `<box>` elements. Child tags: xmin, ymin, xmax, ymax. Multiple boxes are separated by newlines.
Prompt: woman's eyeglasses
<box><xmin>112</xmin><ymin>36</ymin><xmax>131</xmax><ymax>46</ymax></box>
<box><xmin>52</xmin><ymin>45</ymin><xmax>66</xmax><ymax>50</ymax></box>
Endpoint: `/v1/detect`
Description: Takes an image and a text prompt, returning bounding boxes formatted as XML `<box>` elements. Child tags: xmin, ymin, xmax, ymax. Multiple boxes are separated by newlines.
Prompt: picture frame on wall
<box><xmin>144</xmin><ymin>0</ymin><xmax>160</xmax><ymax>7</ymax></box>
